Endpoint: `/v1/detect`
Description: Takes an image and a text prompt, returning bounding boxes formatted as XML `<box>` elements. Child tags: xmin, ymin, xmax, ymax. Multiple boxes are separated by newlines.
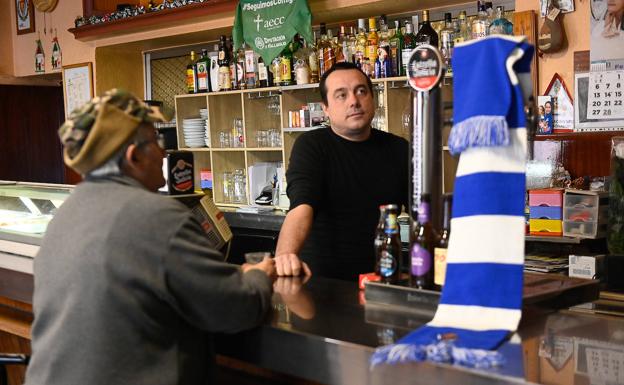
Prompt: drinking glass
<box><xmin>233</xmin><ymin>169</ymin><xmax>246</xmax><ymax>203</ymax></box>
<box><xmin>221</xmin><ymin>171</ymin><xmax>233</xmax><ymax>203</ymax></box>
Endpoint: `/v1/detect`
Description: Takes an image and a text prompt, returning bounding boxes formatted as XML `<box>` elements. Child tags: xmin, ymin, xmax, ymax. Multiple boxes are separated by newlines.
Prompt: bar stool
<box><xmin>0</xmin><ymin>354</ymin><xmax>29</xmax><ymax>385</ymax></box>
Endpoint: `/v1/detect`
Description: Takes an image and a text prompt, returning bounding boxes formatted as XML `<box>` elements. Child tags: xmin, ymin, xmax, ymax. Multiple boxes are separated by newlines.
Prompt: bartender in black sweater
<box><xmin>275</xmin><ymin>62</ymin><xmax>409</xmax><ymax>281</ymax></box>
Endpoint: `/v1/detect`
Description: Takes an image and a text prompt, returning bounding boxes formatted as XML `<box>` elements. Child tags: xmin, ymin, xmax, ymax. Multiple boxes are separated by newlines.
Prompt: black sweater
<box><xmin>286</xmin><ymin>126</ymin><xmax>409</xmax><ymax>280</ymax></box>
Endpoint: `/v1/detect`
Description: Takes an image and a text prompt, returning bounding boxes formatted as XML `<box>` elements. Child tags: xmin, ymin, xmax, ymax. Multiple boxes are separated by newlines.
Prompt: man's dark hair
<box><xmin>319</xmin><ymin>62</ymin><xmax>373</xmax><ymax>105</ymax></box>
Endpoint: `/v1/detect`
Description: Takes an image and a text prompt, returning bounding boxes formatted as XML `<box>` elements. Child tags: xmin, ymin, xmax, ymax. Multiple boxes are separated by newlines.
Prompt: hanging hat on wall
<box><xmin>33</xmin><ymin>0</ymin><xmax>58</xmax><ymax>12</ymax></box>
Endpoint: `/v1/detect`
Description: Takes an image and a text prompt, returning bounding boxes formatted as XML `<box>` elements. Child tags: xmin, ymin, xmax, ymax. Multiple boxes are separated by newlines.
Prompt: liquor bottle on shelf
<box><xmin>348</xmin><ymin>26</ymin><xmax>357</xmax><ymax>64</ymax></box>
<box><xmin>186</xmin><ymin>50</ymin><xmax>197</xmax><ymax>94</ymax></box>
<box><xmin>217</xmin><ymin>36</ymin><xmax>232</xmax><ymax>91</ymax></box>
<box><xmin>376</xmin><ymin>204</ymin><xmax>402</xmax><ymax>284</ymax></box>
<box><xmin>434</xmin><ymin>193</ymin><xmax>452</xmax><ymax>290</ymax></box>
<box><xmin>308</xmin><ymin>32</ymin><xmax>320</xmax><ymax>83</ymax></box>
<box><xmin>389</xmin><ymin>20</ymin><xmax>404</xmax><ymax>78</ymax></box>
<box><xmin>439</xmin><ymin>12</ymin><xmax>455</xmax><ymax>75</ymax></box>
<box><xmin>415</xmin><ymin>10</ymin><xmax>439</xmax><ymax>48</ymax></box>
<box><xmin>377</xmin><ymin>15</ymin><xmax>391</xmax><ymax>75</ymax></box>
<box><xmin>402</xmin><ymin>19</ymin><xmax>416</xmax><ymax>76</ymax></box>
<box><xmin>366</xmin><ymin>17</ymin><xmax>379</xmax><ymax>78</ymax></box>
<box><xmin>257</xmin><ymin>55</ymin><xmax>271</xmax><ymax>88</ymax></box>
<box><xmin>195</xmin><ymin>49</ymin><xmax>211</xmax><ymax>93</ymax></box>
<box><xmin>244</xmin><ymin>44</ymin><xmax>257</xmax><ymax>89</ymax></box>
<box><xmin>489</xmin><ymin>6</ymin><xmax>514</xmax><ymax>35</ymax></box>
<box><xmin>471</xmin><ymin>1</ymin><xmax>490</xmax><ymax>40</ymax></box>
<box><xmin>235</xmin><ymin>43</ymin><xmax>246</xmax><ymax>89</ymax></box>
<box><xmin>454</xmin><ymin>10</ymin><xmax>470</xmax><ymax>45</ymax></box>
<box><xmin>278</xmin><ymin>42</ymin><xmax>294</xmax><ymax>86</ymax></box>
<box><xmin>271</xmin><ymin>57</ymin><xmax>282</xmax><ymax>86</ymax></box>
<box><xmin>318</xmin><ymin>23</ymin><xmax>335</xmax><ymax>78</ymax></box>
<box><xmin>354</xmin><ymin>19</ymin><xmax>367</xmax><ymax>69</ymax></box>
<box><xmin>410</xmin><ymin>194</ymin><xmax>435</xmax><ymax>290</ymax></box>
<box><xmin>485</xmin><ymin>1</ymin><xmax>495</xmax><ymax>23</ymax></box>
<box><xmin>336</xmin><ymin>25</ymin><xmax>348</xmax><ymax>63</ymax></box>
<box><xmin>227</xmin><ymin>36</ymin><xmax>239</xmax><ymax>90</ymax></box>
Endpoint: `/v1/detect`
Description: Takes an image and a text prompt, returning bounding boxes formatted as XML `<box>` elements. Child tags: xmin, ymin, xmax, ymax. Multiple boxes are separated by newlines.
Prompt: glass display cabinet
<box><xmin>0</xmin><ymin>181</ymin><xmax>73</xmax><ymax>273</ymax></box>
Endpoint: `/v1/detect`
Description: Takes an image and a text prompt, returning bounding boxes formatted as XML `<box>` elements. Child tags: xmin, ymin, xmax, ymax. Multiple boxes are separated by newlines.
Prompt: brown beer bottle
<box><xmin>376</xmin><ymin>204</ymin><xmax>402</xmax><ymax>284</ymax></box>
<box><xmin>410</xmin><ymin>194</ymin><xmax>435</xmax><ymax>289</ymax></box>
<box><xmin>434</xmin><ymin>193</ymin><xmax>452</xmax><ymax>290</ymax></box>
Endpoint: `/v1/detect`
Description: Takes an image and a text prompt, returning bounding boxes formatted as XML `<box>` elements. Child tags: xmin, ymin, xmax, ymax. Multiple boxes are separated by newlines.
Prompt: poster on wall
<box><xmin>15</xmin><ymin>0</ymin><xmax>36</xmax><ymax>35</ymax></box>
<box><xmin>590</xmin><ymin>0</ymin><xmax>624</xmax><ymax>65</ymax></box>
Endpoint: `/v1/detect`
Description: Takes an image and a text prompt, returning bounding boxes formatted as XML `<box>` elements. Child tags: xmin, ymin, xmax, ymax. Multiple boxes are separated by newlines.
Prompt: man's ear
<box><xmin>124</xmin><ymin>144</ymin><xmax>140</xmax><ymax>169</ymax></box>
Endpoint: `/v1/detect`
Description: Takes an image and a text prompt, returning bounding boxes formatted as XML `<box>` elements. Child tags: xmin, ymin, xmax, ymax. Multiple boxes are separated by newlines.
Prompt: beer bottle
<box><xmin>376</xmin><ymin>204</ymin><xmax>402</xmax><ymax>284</ymax></box>
<box><xmin>434</xmin><ymin>193</ymin><xmax>452</xmax><ymax>290</ymax></box>
<box><xmin>186</xmin><ymin>51</ymin><xmax>197</xmax><ymax>94</ymax></box>
<box><xmin>373</xmin><ymin>205</ymin><xmax>388</xmax><ymax>265</ymax></box>
<box><xmin>410</xmin><ymin>194</ymin><xmax>434</xmax><ymax>289</ymax></box>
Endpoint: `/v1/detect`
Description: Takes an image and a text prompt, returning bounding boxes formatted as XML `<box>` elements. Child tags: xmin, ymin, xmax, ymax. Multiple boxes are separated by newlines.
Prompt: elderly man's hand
<box><xmin>242</xmin><ymin>257</ymin><xmax>277</xmax><ymax>281</ymax></box>
<box><xmin>274</xmin><ymin>253</ymin><xmax>311</xmax><ymax>277</ymax></box>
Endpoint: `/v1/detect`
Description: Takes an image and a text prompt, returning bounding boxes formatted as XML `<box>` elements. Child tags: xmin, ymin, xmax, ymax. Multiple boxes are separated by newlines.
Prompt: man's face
<box><xmin>135</xmin><ymin>126</ymin><xmax>166</xmax><ymax>192</ymax></box>
<box><xmin>322</xmin><ymin>69</ymin><xmax>375</xmax><ymax>140</ymax></box>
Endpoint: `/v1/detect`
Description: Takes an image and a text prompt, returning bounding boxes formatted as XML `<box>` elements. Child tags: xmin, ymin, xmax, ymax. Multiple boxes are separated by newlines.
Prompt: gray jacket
<box><xmin>25</xmin><ymin>176</ymin><xmax>272</xmax><ymax>385</ymax></box>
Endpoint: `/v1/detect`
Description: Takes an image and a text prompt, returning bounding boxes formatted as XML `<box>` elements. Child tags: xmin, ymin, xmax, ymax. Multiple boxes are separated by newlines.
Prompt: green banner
<box><xmin>233</xmin><ymin>0</ymin><xmax>312</xmax><ymax>64</ymax></box>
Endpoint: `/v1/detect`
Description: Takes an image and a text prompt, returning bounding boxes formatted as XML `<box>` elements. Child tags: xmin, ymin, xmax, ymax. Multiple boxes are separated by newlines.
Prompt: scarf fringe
<box><xmin>448</xmin><ymin>115</ymin><xmax>510</xmax><ymax>155</ymax></box>
<box><xmin>370</xmin><ymin>342</ymin><xmax>505</xmax><ymax>369</ymax></box>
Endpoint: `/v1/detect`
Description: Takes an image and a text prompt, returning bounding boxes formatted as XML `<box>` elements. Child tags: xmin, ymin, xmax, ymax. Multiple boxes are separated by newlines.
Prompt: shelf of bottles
<box><xmin>174</xmin><ymin>1</ymin><xmax>513</xmax><ymax>207</ymax></box>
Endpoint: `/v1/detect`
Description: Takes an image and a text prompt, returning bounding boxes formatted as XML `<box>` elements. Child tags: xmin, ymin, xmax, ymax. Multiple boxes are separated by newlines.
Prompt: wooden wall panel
<box><xmin>0</xmin><ymin>85</ymin><xmax>66</xmax><ymax>183</ymax></box>
<box><xmin>535</xmin><ymin>132</ymin><xmax>623</xmax><ymax>178</ymax></box>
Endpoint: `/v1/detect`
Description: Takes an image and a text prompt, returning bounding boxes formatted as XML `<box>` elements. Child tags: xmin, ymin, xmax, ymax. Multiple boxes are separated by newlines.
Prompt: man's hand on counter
<box><xmin>242</xmin><ymin>257</ymin><xmax>277</xmax><ymax>281</ymax></box>
<box><xmin>274</xmin><ymin>253</ymin><xmax>311</xmax><ymax>277</ymax></box>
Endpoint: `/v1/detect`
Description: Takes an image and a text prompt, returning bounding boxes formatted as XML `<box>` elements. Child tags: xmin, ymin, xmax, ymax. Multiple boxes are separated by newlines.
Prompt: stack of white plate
<box><xmin>183</xmin><ymin>118</ymin><xmax>207</xmax><ymax>148</ymax></box>
<box><xmin>199</xmin><ymin>109</ymin><xmax>210</xmax><ymax>146</ymax></box>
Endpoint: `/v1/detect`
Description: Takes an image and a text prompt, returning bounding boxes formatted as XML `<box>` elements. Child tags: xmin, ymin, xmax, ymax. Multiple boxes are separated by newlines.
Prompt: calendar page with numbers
<box><xmin>587</xmin><ymin>70</ymin><xmax>624</xmax><ymax>120</ymax></box>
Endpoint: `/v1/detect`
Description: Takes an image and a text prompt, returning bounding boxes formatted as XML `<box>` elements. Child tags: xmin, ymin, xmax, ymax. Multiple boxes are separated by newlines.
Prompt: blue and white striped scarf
<box><xmin>372</xmin><ymin>36</ymin><xmax>534</xmax><ymax>368</ymax></box>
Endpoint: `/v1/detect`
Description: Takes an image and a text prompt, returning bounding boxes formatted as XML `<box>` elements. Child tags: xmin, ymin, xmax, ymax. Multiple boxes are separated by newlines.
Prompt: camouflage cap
<box><xmin>59</xmin><ymin>89</ymin><xmax>169</xmax><ymax>175</ymax></box>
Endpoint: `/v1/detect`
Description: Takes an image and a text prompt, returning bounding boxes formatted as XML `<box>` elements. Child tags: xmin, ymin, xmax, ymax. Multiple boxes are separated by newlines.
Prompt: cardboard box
<box><xmin>569</xmin><ymin>254</ymin><xmax>605</xmax><ymax>280</ymax></box>
<box><xmin>190</xmin><ymin>196</ymin><xmax>233</xmax><ymax>250</ymax></box>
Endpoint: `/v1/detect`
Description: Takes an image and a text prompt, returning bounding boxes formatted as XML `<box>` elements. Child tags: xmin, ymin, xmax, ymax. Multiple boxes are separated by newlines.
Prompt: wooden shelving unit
<box><xmin>175</xmin><ymin>76</ymin><xmax>458</xmax><ymax>208</ymax></box>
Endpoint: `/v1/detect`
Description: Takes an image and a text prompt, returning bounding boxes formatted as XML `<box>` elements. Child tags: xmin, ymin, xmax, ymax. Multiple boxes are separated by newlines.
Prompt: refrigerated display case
<box><xmin>0</xmin><ymin>181</ymin><xmax>73</xmax><ymax>274</ymax></box>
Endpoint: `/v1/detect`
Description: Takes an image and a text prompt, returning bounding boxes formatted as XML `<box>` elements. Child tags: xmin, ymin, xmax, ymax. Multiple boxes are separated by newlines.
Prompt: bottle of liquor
<box><xmin>257</xmin><ymin>55</ymin><xmax>270</xmax><ymax>88</ymax></box>
<box><xmin>217</xmin><ymin>36</ymin><xmax>232</xmax><ymax>91</ymax></box>
<box><xmin>244</xmin><ymin>44</ymin><xmax>257</xmax><ymax>89</ymax></box>
<box><xmin>336</xmin><ymin>25</ymin><xmax>348</xmax><ymax>63</ymax></box>
<box><xmin>348</xmin><ymin>26</ymin><xmax>357</xmax><ymax>64</ymax></box>
<box><xmin>402</xmin><ymin>20</ymin><xmax>416</xmax><ymax>76</ymax></box>
<box><xmin>410</xmin><ymin>194</ymin><xmax>435</xmax><ymax>289</ymax></box>
<box><xmin>489</xmin><ymin>6</ymin><xmax>514</xmax><ymax>35</ymax></box>
<box><xmin>235</xmin><ymin>43</ymin><xmax>246</xmax><ymax>89</ymax></box>
<box><xmin>195</xmin><ymin>49</ymin><xmax>211</xmax><ymax>93</ymax></box>
<box><xmin>317</xmin><ymin>23</ymin><xmax>335</xmax><ymax>78</ymax></box>
<box><xmin>307</xmin><ymin>32</ymin><xmax>320</xmax><ymax>83</ymax></box>
<box><xmin>439</xmin><ymin>13</ymin><xmax>455</xmax><ymax>75</ymax></box>
<box><xmin>434</xmin><ymin>193</ymin><xmax>452</xmax><ymax>290</ymax></box>
<box><xmin>454</xmin><ymin>10</ymin><xmax>470</xmax><ymax>44</ymax></box>
<box><xmin>226</xmin><ymin>36</ymin><xmax>239</xmax><ymax>90</ymax></box>
<box><xmin>415</xmin><ymin>10</ymin><xmax>439</xmax><ymax>48</ymax></box>
<box><xmin>366</xmin><ymin>17</ymin><xmax>379</xmax><ymax>78</ymax></box>
<box><xmin>485</xmin><ymin>1</ymin><xmax>495</xmax><ymax>23</ymax></box>
<box><xmin>278</xmin><ymin>42</ymin><xmax>293</xmax><ymax>86</ymax></box>
<box><xmin>389</xmin><ymin>20</ymin><xmax>404</xmax><ymax>78</ymax></box>
<box><xmin>377</xmin><ymin>15</ymin><xmax>391</xmax><ymax>69</ymax></box>
<box><xmin>376</xmin><ymin>204</ymin><xmax>402</xmax><ymax>284</ymax></box>
<box><xmin>471</xmin><ymin>1</ymin><xmax>490</xmax><ymax>40</ymax></box>
<box><xmin>186</xmin><ymin>50</ymin><xmax>198</xmax><ymax>94</ymax></box>
<box><xmin>354</xmin><ymin>19</ymin><xmax>367</xmax><ymax>69</ymax></box>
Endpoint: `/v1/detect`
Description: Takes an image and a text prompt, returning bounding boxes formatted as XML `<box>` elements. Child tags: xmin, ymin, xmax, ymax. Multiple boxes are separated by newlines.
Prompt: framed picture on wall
<box><xmin>15</xmin><ymin>0</ymin><xmax>36</xmax><ymax>35</ymax></box>
<box><xmin>574</xmin><ymin>72</ymin><xmax>624</xmax><ymax>131</ymax></box>
<box><xmin>62</xmin><ymin>62</ymin><xmax>94</xmax><ymax>118</ymax></box>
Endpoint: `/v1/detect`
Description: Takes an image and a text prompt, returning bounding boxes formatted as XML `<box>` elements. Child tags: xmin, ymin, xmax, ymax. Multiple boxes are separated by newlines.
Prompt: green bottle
<box><xmin>389</xmin><ymin>20</ymin><xmax>404</xmax><ymax>77</ymax></box>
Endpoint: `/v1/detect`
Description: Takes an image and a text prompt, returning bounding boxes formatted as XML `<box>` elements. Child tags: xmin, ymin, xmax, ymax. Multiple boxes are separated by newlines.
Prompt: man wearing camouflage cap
<box><xmin>25</xmin><ymin>89</ymin><xmax>276</xmax><ymax>385</ymax></box>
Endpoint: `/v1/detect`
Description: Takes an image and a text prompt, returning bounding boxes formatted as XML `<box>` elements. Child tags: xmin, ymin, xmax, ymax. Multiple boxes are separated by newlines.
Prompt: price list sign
<box><xmin>587</xmin><ymin>70</ymin><xmax>624</xmax><ymax>120</ymax></box>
